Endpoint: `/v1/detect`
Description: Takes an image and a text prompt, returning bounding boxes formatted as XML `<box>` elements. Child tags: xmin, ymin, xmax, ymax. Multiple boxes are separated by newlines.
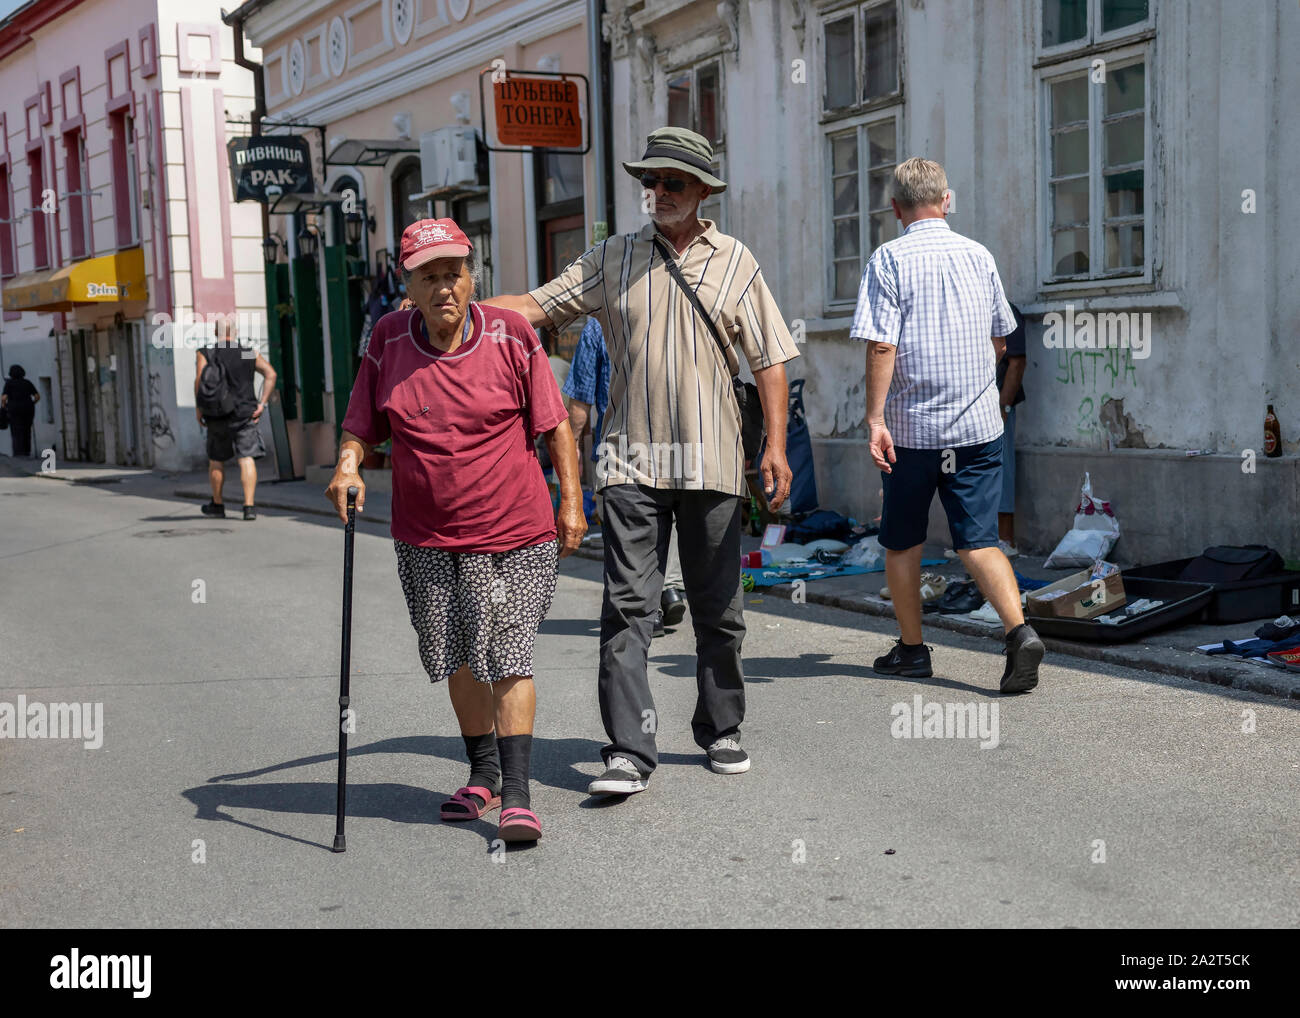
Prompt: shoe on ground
<box><xmin>880</xmin><ymin>584</ymin><xmax>891</xmax><ymax>600</ymax></box>
<box><xmin>201</xmin><ymin>501</ymin><xmax>225</xmax><ymax>518</ymax></box>
<box><xmin>998</xmin><ymin>540</ymin><xmax>1020</xmax><ymax>558</ymax></box>
<box><xmin>920</xmin><ymin>571</ymin><xmax>948</xmax><ymax>602</ymax></box>
<box><xmin>588</xmin><ymin>756</ymin><xmax>648</xmax><ymax>796</ymax></box>
<box><xmin>1001</xmin><ymin>623</ymin><xmax>1045</xmax><ymax>694</ymax></box>
<box><xmin>243</xmin><ymin>505</ymin><xmax>257</xmax><ymax>521</ymax></box>
<box><xmin>660</xmin><ymin>587</ymin><xmax>686</xmax><ymax>627</ymax></box>
<box><xmin>872</xmin><ymin>640</ymin><xmax>933</xmax><ymax>678</ymax></box>
<box><xmin>943</xmin><ymin>547</ymin><xmax>959</xmax><ymax>559</ymax></box>
<box><xmin>968</xmin><ymin>600</ymin><xmax>1002</xmax><ymax>624</ymax></box>
<box><xmin>651</xmin><ymin>609</ymin><xmax>665</xmax><ymax>638</ymax></box>
<box><xmin>707</xmin><ymin>737</ymin><xmax>751</xmax><ymax>774</ymax></box>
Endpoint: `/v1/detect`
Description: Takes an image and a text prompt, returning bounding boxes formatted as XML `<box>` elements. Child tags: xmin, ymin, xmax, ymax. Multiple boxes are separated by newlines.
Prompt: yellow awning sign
<box><xmin>2</xmin><ymin>247</ymin><xmax>148</xmax><ymax>312</ymax></box>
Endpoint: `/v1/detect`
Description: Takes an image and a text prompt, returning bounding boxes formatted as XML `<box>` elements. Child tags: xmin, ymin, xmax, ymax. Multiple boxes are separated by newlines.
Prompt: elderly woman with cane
<box><xmin>326</xmin><ymin>218</ymin><xmax>584</xmax><ymax>843</ymax></box>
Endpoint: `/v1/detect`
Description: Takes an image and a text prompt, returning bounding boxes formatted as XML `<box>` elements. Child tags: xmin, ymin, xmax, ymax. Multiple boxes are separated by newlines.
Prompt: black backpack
<box><xmin>1178</xmin><ymin>545</ymin><xmax>1285</xmax><ymax>584</ymax></box>
<box><xmin>197</xmin><ymin>348</ymin><xmax>236</xmax><ymax>419</ymax></box>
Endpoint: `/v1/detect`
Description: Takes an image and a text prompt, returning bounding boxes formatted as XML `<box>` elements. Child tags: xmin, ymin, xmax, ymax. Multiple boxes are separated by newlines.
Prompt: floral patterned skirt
<box><xmin>393</xmin><ymin>538</ymin><xmax>558</xmax><ymax>684</ymax></box>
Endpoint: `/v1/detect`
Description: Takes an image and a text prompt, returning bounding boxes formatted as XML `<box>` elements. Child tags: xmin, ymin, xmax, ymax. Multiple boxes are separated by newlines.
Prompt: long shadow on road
<box><xmin>183</xmin><ymin>733</ymin><xmax>705</xmax><ymax>852</ymax></box>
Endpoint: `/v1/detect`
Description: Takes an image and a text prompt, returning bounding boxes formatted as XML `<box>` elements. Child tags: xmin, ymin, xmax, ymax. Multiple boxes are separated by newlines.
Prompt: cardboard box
<box><xmin>1026</xmin><ymin>568</ymin><xmax>1126</xmax><ymax>620</ymax></box>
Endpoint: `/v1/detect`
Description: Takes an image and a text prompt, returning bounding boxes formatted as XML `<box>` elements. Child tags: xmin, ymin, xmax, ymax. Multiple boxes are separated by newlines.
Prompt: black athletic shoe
<box><xmin>661</xmin><ymin>587</ymin><xmax>686</xmax><ymax>627</ymax></box>
<box><xmin>201</xmin><ymin>501</ymin><xmax>226</xmax><ymax>518</ymax></box>
<box><xmin>706</xmin><ymin>737</ymin><xmax>751</xmax><ymax>774</ymax></box>
<box><xmin>588</xmin><ymin>757</ymin><xmax>648</xmax><ymax>796</ymax></box>
<box><xmin>1001</xmin><ymin>624</ymin><xmax>1044</xmax><ymax>694</ymax></box>
<box><xmin>872</xmin><ymin>640</ymin><xmax>933</xmax><ymax>677</ymax></box>
<box><xmin>652</xmin><ymin>609</ymin><xmax>666</xmax><ymax>638</ymax></box>
<box><xmin>243</xmin><ymin>505</ymin><xmax>257</xmax><ymax>521</ymax></box>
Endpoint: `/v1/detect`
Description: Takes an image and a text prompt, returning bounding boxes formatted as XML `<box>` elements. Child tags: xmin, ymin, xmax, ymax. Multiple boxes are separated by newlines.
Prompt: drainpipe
<box><xmin>587</xmin><ymin>0</ymin><xmax>610</xmax><ymax>240</ymax></box>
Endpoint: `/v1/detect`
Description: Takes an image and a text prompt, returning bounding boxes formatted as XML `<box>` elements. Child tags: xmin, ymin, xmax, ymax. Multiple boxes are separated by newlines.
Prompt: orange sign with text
<box><xmin>493</xmin><ymin>76</ymin><xmax>582</xmax><ymax>148</ymax></box>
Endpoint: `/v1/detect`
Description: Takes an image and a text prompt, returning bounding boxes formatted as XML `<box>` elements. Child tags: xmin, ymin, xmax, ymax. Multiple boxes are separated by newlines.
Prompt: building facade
<box><xmin>233</xmin><ymin>0</ymin><xmax>602</xmax><ymax>474</ymax></box>
<box><xmin>0</xmin><ymin>0</ymin><xmax>264</xmax><ymax>471</ymax></box>
<box><xmin>603</xmin><ymin>0</ymin><xmax>1298</xmax><ymax>560</ymax></box>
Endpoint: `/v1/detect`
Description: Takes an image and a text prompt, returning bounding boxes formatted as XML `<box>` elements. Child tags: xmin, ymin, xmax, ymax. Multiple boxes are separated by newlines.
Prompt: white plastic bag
<box><xmin>1044</xmin><ymin>471</ymin><xmax>1120</xmax><ymax>568</ymax></box>
<box><xmin>842</xmin><ymin>535</ymin><xmax>884</xmax><ymax>568</ymax></box>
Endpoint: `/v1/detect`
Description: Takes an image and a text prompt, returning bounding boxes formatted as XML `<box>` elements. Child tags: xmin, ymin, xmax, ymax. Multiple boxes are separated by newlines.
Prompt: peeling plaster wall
<box><xmin>605</xmin><ymin>0</ymin><xmax>1298</xmax><ymax>553</ymax></box>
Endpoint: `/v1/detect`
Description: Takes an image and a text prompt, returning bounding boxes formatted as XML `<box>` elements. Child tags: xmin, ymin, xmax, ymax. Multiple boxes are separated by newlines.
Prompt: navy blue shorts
<box><xmin>878</xmin><ymin>438</ymin><xmax>1003</xmax><ymax>552</ymax></box>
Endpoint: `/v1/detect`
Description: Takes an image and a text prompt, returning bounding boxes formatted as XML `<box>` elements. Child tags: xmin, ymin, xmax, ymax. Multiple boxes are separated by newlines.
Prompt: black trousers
<box><xmin>598</xmin><ymin>483</ymin><xmax>746</xmax><ymax>774</ymax></box>
<box><xmin>7</xmin><ymin>408</ymin><xmax>34</xmax><ymax>457</ymax></box>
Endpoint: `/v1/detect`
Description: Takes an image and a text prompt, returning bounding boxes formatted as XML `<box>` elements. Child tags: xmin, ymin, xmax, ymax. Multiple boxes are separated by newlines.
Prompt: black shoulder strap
<box><xmin>651</xmin><ymin>233</ymin><xmax>737</xmax><ymax>379</ymax></box>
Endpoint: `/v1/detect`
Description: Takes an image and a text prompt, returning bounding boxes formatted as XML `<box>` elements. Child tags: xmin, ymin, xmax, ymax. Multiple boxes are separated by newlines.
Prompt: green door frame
<box><xmin>291</xmin><ymin>253</ymin><xmax>325</xmax><ymax>423</ymax></box>
<box><xmin>323</xmin><ymin>244</ymin><xmax>361</xmax><ymax>438</ymax></box>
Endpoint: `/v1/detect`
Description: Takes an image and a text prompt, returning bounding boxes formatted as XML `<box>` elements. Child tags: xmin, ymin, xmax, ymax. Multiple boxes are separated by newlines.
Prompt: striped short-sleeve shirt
<box><xmin>851</xmin><ymin>218</ymin><xmax>1016</xmax><ymax>450</ymax></box>
<box><xmin>529</xmin><ymin>220</ymin><xmax>799</xmax><ymax>495</ymax></box>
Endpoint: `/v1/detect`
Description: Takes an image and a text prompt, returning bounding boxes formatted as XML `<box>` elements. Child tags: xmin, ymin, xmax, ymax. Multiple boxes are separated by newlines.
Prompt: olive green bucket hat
<box><xmin>622</xmin><ymin>126</ymin><xmax>726</xmax><ymax>192</ymax></box>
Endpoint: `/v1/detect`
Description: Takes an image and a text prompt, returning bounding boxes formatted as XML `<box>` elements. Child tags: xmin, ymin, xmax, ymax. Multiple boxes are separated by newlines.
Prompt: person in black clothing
<box><xmin>2</xmin><ymin>364</ymin><xmax>40</xmax><ymax>458</ymax></box>
<box><xmin>195</xmin><ymin>321</ymin><xmax>277</xmax><ymax>520</ymax></box>
<box><xmin>996</xmin><ymin>303</ymin><xmax>1028</xmax><ymax>555</ymax></box>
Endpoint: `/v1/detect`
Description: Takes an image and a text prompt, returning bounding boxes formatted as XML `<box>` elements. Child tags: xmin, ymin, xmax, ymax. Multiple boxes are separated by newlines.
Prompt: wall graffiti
<box><xmin>148</xmin><ymin>370</ymin><xmax>175</xmax><ymax>447</ymax></box>
<box><xmin>1055</xmin><ymin>347</ymin><xmax>1140</xmax><ymax>437</ymax></box>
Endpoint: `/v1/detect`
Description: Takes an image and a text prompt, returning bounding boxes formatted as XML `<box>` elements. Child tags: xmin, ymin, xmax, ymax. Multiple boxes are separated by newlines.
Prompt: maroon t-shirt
<box><xmin>342</xmin><ymin>303</ymin><xmax>568</xmax><ymax>552</ymax></box>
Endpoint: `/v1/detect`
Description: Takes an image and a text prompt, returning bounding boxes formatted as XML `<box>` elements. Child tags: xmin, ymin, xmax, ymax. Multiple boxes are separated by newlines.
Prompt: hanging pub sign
<box><xmin>480</xmin><ymin>69</ymin><xmax>590</xmax><ymax>153</ymax></box>
<box><xmin>227</xmin><ymin>135</ymin><xmax>315</xmax><ymax>202</ymax></box>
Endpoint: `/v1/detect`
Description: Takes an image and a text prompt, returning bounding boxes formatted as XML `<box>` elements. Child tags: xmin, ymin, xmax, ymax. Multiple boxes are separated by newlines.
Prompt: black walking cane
<box><xmin>332</xmin><ymin>485</ymin><xmax>359</xmax><ymax>853</ymax></box>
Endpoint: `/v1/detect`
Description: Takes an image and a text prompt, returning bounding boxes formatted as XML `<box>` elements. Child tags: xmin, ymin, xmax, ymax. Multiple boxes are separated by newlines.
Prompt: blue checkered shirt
<box><xmin>561</xmin><ymin>317</ymin><xmax>610</xmax><ymax>461</ymax></box>
<box><xmin>851</xmin><ymin>218</ymin><xmax>1016</xmax><ymax>450</ymax></box>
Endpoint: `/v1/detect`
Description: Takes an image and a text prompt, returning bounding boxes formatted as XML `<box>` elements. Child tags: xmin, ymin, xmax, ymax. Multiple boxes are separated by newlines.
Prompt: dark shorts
<box><xmin>205</xmin><ymin>414</ymin><xmax>265</xmax><ymax>462</ymax></box>
<box><xmin>878</xmin><ymin>438</ymin><xmax>1003</xmax><ymax>552</ymax></box>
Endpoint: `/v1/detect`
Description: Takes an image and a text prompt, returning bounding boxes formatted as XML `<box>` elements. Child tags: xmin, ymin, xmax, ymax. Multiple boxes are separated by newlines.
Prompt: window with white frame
<box><xmin>1041</xmin><ymin>0</ymin><xmax>1149</xmax><ymax>50</ymax></box>
<box><xmin>822</xmin><ymin>1</ymin><xmax>902</xmax><ymax>305</ymax></box>
<box><xmin>828</xmin><ymin>117</ymin><xmax>898</xmax><ymax>303</ymax></box>
<box><xmin>665</xmin><ymin>59</ymin><xmax>725</xmax><ymax>229</ymax></box>
<box><xmin>822</xmin><ymin>0</ymin><xmax>900</xmax><ymax>113</ymax></box>
<box><xmin>1039</xmin><ymin>0</ymin><xmax>1151</xmax><ymax>283</ymax></box>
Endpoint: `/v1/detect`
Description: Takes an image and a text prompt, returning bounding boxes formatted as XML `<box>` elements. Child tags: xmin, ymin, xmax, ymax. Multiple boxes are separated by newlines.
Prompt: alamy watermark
<box><xmin>890</xmin><ymin>695</ymin><xmax>999</xmax><ymax>749</ymax></box>
<box><xmin>596</xmin><ymin>434</ymin><xmax>704</xmax><ymax>484</ymax></box>
<box><xmin>0</xmin><ymin>696</ymin><xmax>103</xmax><ymax>749</ymax></box>
<box><xmin>1042</xmin><ymin>304</ymin><xmax>1152</xmax><ymax>359</ymax></box>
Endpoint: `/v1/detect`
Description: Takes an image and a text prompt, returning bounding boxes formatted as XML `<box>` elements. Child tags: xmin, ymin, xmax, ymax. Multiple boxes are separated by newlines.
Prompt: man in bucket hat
<box><xmin>485</xmin><ymin>126</ymin><xmax>800</xmax><ymax>795</ymax></box>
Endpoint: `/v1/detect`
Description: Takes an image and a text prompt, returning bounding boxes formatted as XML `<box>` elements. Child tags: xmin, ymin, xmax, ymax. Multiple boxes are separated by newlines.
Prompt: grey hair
<box><xmin>400</xmin><ymin>249</ymin><xmax>480</xmax><ymax>297</ymax></box>
<box><xmin>892</xmin><ymin>157</ymin><xmax>949</xmax><ymax>210</ymax></box>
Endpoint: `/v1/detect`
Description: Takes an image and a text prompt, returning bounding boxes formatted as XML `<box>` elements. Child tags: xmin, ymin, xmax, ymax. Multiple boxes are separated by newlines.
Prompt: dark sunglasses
<box><xmin>639</xmin><ymin>174</ymin><xmax>688</xmax><ymax>193</ymax></box>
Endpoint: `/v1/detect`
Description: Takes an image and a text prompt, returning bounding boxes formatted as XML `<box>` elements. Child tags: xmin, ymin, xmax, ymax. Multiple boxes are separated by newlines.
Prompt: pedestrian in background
<box><xmin>195</xmin><ymin>320</ymin><xmax>276</xmax><ymax>521</ymax></box>
<box><xmin>855</xmin><ymin>157</ymin><xmax>1044</xmax><ymax>694</ymax></box>
<box><xmin>327</xmin><ymin>218</ymin><xmax>584</xmax><ymax>842</ymax></box>
<box><xmin>996</xmin><ymin>302</ymin><xmax>1028</xmax><ymax>557</ymax></box>
<box><xmin>1</xmin><ymin>364</ymin><xmax>39</xmax><ymax>458</ymax></box>
<box><xmin>563</xmin><ymin>317</ymin><xmax>687</xmax><ymax>638</ymax></box>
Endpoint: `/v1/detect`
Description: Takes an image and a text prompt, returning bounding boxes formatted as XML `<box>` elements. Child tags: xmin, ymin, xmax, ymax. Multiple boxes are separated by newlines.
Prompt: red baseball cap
<box><xmin>399</xmin><ymin>218</ymin><xmax>472</xmax><ymax>270</ymax></box>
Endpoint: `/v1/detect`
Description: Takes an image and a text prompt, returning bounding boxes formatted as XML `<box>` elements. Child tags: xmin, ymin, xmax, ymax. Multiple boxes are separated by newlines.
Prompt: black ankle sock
<box><xmin>462</xmin><ymin>732</ymin><xmax>500</xmax><ymax>803</ymax></box>
<box><xmin>900</xmin><ymin>640</ymin><xmax>925</xmax><ymax>650</ymax></box>
<box><xmin>497</xmin><ymin>734</ymin><xmax>533</xmax><ymax>812</ymax></box>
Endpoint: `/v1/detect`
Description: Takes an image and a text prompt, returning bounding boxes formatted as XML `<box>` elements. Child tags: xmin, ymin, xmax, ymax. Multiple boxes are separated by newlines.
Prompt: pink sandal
<box><xmin>440</xmin><ymin>786</ymin><xmax>501</xmax><ymax>821</ymax></box>
<box><xmin>498</xmin><ymin>807</ymin><xmax>542</xmax><ymax>843</ymax></box>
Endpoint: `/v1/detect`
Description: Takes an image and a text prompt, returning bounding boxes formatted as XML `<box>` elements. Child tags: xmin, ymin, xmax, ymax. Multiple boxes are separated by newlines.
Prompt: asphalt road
<box><xmin>1</xmin><ymin>468</ymin><xmax>1297</xmax><ymax>928</ymax></box>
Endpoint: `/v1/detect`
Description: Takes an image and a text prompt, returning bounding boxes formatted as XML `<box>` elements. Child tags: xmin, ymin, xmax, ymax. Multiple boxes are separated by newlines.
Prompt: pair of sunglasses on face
<box><xmin>640</xmin><ymin>174</ymin><xmax>689</xmax><ymax>193</ymax></box>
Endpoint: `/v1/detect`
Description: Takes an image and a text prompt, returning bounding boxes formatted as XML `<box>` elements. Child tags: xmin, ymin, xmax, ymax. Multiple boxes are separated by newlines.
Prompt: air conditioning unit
<box><xmin>420</xmin><ymin>126</ymin><xmax>481</xmax><ymax>194</ymax></box>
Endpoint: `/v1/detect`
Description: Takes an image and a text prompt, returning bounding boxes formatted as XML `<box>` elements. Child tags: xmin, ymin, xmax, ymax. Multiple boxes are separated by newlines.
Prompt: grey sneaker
<box><xmin>588</xmin><ymin>756</ymin><xmax>648</xmax><ymax>796</ymax></box>
<box><xmin>706</xmin><ymin>737</ymin><xmax>751</xmax><ymax>775</ymax></box>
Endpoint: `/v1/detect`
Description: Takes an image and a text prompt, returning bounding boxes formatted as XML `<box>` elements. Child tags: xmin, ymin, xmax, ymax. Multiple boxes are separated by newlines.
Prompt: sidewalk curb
<box><xmin>141</xmin><ymin>485</ymin><xmax>1288</xmax><ymax>704</ymax></box>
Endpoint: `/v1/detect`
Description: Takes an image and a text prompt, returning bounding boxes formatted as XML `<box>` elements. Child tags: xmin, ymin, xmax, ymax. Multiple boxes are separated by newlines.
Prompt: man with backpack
<box><xmin>195</xmin><ymin>320</ymin><xmax>277</xmax><ymax>520</ymax></box>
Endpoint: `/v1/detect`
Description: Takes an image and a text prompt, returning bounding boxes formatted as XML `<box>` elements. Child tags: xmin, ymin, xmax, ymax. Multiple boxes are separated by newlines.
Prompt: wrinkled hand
<box><xmin>869</xmin><ymin>420</ymin><xmax>896</xmax><ymax>473</ymax></box>
<box><xmin>250</xmin><ymin>403</ymin><xmax>265</xmax><ymax>423</ymax></box>
<box><xmin>555</xmin><ymin>496</ymin><xmax>586</xmax><ymax>558</ymax></box>
<box><xmin>760</xmin><ymin>447</ymin><xmax>793</xmax><ymax>512</ymax></box>
<box><xmin>325</xmin><ymin>469</ymin><xmax>365</xmax><ymax>523</ymax></box>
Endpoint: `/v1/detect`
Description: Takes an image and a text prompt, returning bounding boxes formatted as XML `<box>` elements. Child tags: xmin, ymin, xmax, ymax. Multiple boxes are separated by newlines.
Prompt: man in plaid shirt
<box><xmin>852</xmin><ymin>157</ymin><xmax>1045</xmax><ymax>694</ymax></box>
